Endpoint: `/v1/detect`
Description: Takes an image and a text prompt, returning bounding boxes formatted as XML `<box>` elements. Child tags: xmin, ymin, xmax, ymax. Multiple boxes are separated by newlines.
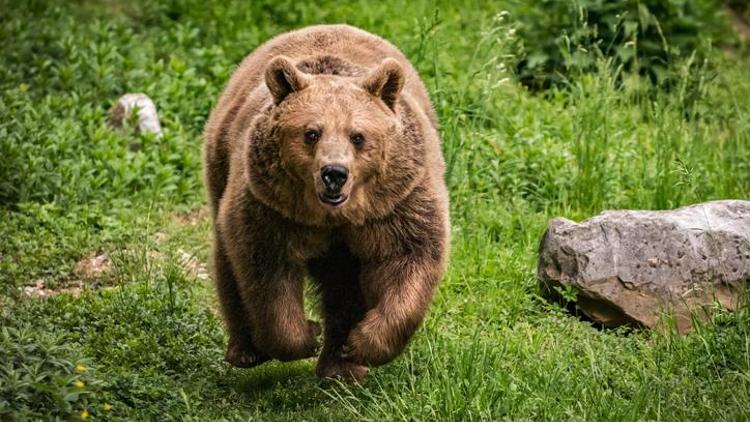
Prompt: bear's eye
<box><xmin>304</xmin><ymin>129</ymin><xmax>320</xmax><ymax>144</ymax></box>
<box><xmin>350</xmin><ymin>133</ymin><xmax>365</xmax><ymax>148</ymax></box>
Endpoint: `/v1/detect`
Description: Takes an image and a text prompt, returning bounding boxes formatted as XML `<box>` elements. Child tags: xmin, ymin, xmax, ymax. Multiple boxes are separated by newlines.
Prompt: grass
<box><xmin>1</xmin><ymin>0</ymin><xmax>749</xmax><ymax>419</ymax></box>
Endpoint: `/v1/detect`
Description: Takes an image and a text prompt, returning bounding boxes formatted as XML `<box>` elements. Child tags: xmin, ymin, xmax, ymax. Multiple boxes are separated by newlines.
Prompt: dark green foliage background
<box><xmin>513</xmin><ymin>0</ymin><xmax>734</xmax><ymax>88</ymax></box>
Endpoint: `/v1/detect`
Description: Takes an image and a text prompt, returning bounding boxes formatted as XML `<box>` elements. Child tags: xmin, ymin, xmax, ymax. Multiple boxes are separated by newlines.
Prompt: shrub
<box><xmin>0</xmin><ymin>325</ymin><xmax>101</xmax><ymax>419</ymax></box>
<box><xmin>512</xmin><ymin>0</ymin><xmax>734</xmax><ymax>89</ymax></box>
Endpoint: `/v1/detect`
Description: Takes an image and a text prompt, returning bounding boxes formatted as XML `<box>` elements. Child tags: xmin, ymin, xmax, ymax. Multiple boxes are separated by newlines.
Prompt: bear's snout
<box><xmin>321</xmin><ymin>165</ymin><xmax>348</xmax><ymax>193</ymax></box>
<box><xmin>319</xmin><ymin>164</ymin><xmax>349</xmax><ymax>206</ymax></box>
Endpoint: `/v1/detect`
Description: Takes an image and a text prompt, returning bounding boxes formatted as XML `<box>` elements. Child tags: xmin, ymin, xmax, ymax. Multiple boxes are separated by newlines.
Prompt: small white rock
<box><xmin>108</xmin><ymin>93</ymin><xmax>162</xmax><ymax>135</ymax></box>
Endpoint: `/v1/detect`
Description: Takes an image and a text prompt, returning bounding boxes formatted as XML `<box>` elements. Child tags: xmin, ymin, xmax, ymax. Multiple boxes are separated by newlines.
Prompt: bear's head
<box><xmin>245</xmin><ymin>55</ymin><xmax>426</xmax><ymax>226</ymax></box>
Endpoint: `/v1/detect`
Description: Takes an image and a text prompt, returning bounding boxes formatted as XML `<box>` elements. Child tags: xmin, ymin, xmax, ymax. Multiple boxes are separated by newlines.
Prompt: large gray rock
<box><xmin>538</xmin><ymin>200</ymin><xmax>750</xmax><ymax>333</ymax></box>
<box><xmin>108</xmin><ymin>93</ymin><xmax>162</xmax><ymax>136</ymax></box>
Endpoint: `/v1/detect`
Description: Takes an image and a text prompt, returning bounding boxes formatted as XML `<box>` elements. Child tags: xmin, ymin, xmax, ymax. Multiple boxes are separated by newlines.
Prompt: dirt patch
<box><xmin>178</xmin><ymin>249</ymin><xmax>209</xmax><ymax>281</ymax></box>
<box><xmin>22</xmin><ymin>251</ymin><xmax>112</xmax><ymax>299</ymax></box>
<box><xmin>173</xmin><ymin>207</ymin><xmax>208</xmax><ymax>226</ymax></box>
<box><xmin>22</xmin><ymin>246</ymin><xmax>209</xmax><ymax>299</ymax></box>
<box><xmin>23</xmin><ymin>279</ymin><xmax>83</xmax><ymax>298</ymax></box>
<box><xmin>74</xmin><ymin>250</ymin><xmax>112</xmax><ymax>279</ymax></box>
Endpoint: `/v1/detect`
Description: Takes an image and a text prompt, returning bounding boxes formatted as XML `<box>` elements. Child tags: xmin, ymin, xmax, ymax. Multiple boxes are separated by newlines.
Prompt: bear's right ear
<box><xmin>265</xmin><ymin>56</ymin><xmax>309</xmax><ymax>104</ymax></box>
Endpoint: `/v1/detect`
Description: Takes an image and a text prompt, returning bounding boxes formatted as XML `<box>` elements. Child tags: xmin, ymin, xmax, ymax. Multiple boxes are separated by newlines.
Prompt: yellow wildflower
<box><xmin>81</xmin><ymin>409</ymin><xmax>89</xmax><ymax>419</ymax></box>
<box><xmin>74</xmin><ymin>380</ymin><xmax>85</xmax><ymax>388</ymax></box>
<box><xmin>75</xmin><ymin>364</ymin><xmax>87</xmax><ymax>373</ymax></box>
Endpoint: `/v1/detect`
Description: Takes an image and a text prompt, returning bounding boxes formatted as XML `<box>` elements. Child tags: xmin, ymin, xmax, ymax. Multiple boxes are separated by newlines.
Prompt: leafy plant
<box><xmin>512</xmin><ymin>0</ymin><xmax>735</xmax><ymax>89</ymax></box>
<box><xmin>0</xmin><ymin>325</ymin><xmax>102</xmax><ymax>419</ymax></box>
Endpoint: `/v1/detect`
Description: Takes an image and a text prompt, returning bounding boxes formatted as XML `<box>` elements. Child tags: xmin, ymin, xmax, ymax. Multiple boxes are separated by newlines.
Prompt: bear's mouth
<box><xmin>319</xmin><ymin>192</ymin><xmax>348</xmax><ymax>206</ymax></box>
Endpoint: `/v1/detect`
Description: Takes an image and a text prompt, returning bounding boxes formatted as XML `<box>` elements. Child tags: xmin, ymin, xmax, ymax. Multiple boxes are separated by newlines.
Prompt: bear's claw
<box><xmin>340</xmin><ymin>344</ymin><xmax>352</xmax><ymax>359</ymax></box>
<box><xmin>225</xmin><ymin>342</ymin><xmax>270</xmax><ymax>368</ymax></box>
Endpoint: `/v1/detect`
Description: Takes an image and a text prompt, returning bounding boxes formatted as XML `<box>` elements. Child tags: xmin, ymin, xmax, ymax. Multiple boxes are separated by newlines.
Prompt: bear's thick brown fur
<box><xmin>203</xmin><ymin>24</ymin><xmax>449</xmax><ymax>381</ymax></box>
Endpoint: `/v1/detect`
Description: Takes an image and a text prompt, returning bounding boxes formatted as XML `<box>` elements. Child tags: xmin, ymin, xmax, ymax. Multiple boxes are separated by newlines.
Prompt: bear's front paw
<box><xmin>225</xmin><ymin>338</ymin><xmax>270</xmax><ymax>368</ymax></box>
<box><xmin>341</xmin><ymin>312</ymin><xmax>393</xmax><ymax>366</ymax></box>
<box><xmin>316</xmin><ymin>356</ymin><xmax>368</xmax><ymax>383</ymax></box>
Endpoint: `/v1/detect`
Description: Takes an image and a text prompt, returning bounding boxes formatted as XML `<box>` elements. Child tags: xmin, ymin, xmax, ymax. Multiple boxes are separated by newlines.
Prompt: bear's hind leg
<box><xmin>308</xmin><ymin>245</ymin><xmax>369</xmax><ymax>382</ymax></box>
<box><xmin>213</xmin><ymin>237</ymin><xmax>270</xmax><ymax>368</ymax></box>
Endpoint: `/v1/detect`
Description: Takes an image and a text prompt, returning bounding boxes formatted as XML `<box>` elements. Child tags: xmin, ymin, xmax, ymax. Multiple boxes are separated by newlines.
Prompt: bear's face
<box><xmin>275</xmin><ymin>77</ymin><xmax>396</xmax><ymax>209</ymax></box>
<box><xmin>248</xmin><ymin>56</ymin><xmax>417</xmax><ymax>225</ymax></box>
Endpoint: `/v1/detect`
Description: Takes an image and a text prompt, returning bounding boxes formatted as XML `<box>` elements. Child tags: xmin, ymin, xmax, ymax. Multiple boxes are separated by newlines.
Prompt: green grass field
<box><xmin>2</xmin><ymin>1</ymin><xmax>750</xmax><ymax>420</ymax></box>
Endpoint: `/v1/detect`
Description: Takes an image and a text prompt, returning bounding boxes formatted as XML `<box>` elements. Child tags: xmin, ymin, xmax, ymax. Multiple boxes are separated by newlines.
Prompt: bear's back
<box><xmin>216</xmin><ymin>25</ymin><xmax>435</xmax><ymax>129</ymax></box>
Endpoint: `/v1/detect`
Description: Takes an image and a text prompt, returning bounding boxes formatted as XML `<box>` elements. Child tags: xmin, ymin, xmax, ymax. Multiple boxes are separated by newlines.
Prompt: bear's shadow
<box><xmin>220</xmin><ymin>359</ymin><xmax>333</xmax><ymax>409</ymax></box>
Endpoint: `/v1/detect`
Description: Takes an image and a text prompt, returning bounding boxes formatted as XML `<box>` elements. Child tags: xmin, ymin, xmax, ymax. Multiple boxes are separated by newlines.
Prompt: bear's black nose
<box><xmin>321</xmin><ymin>165</ymin><xmax>348</xmax><ymax>192</ymax></box>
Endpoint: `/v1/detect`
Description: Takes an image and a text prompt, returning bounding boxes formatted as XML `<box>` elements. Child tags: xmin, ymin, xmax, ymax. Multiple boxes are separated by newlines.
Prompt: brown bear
<box><xmin>203</xmin><ymin>24</ymin><xmax>449</xmax><ymax>381</ymax></box>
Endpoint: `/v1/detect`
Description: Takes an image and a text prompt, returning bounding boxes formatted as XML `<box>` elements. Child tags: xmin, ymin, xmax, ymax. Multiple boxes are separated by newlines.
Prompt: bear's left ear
<box><xmin>361</xmin><ymin>58</ymin><xmax>405</xmax><ymax>111</ymax></box>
